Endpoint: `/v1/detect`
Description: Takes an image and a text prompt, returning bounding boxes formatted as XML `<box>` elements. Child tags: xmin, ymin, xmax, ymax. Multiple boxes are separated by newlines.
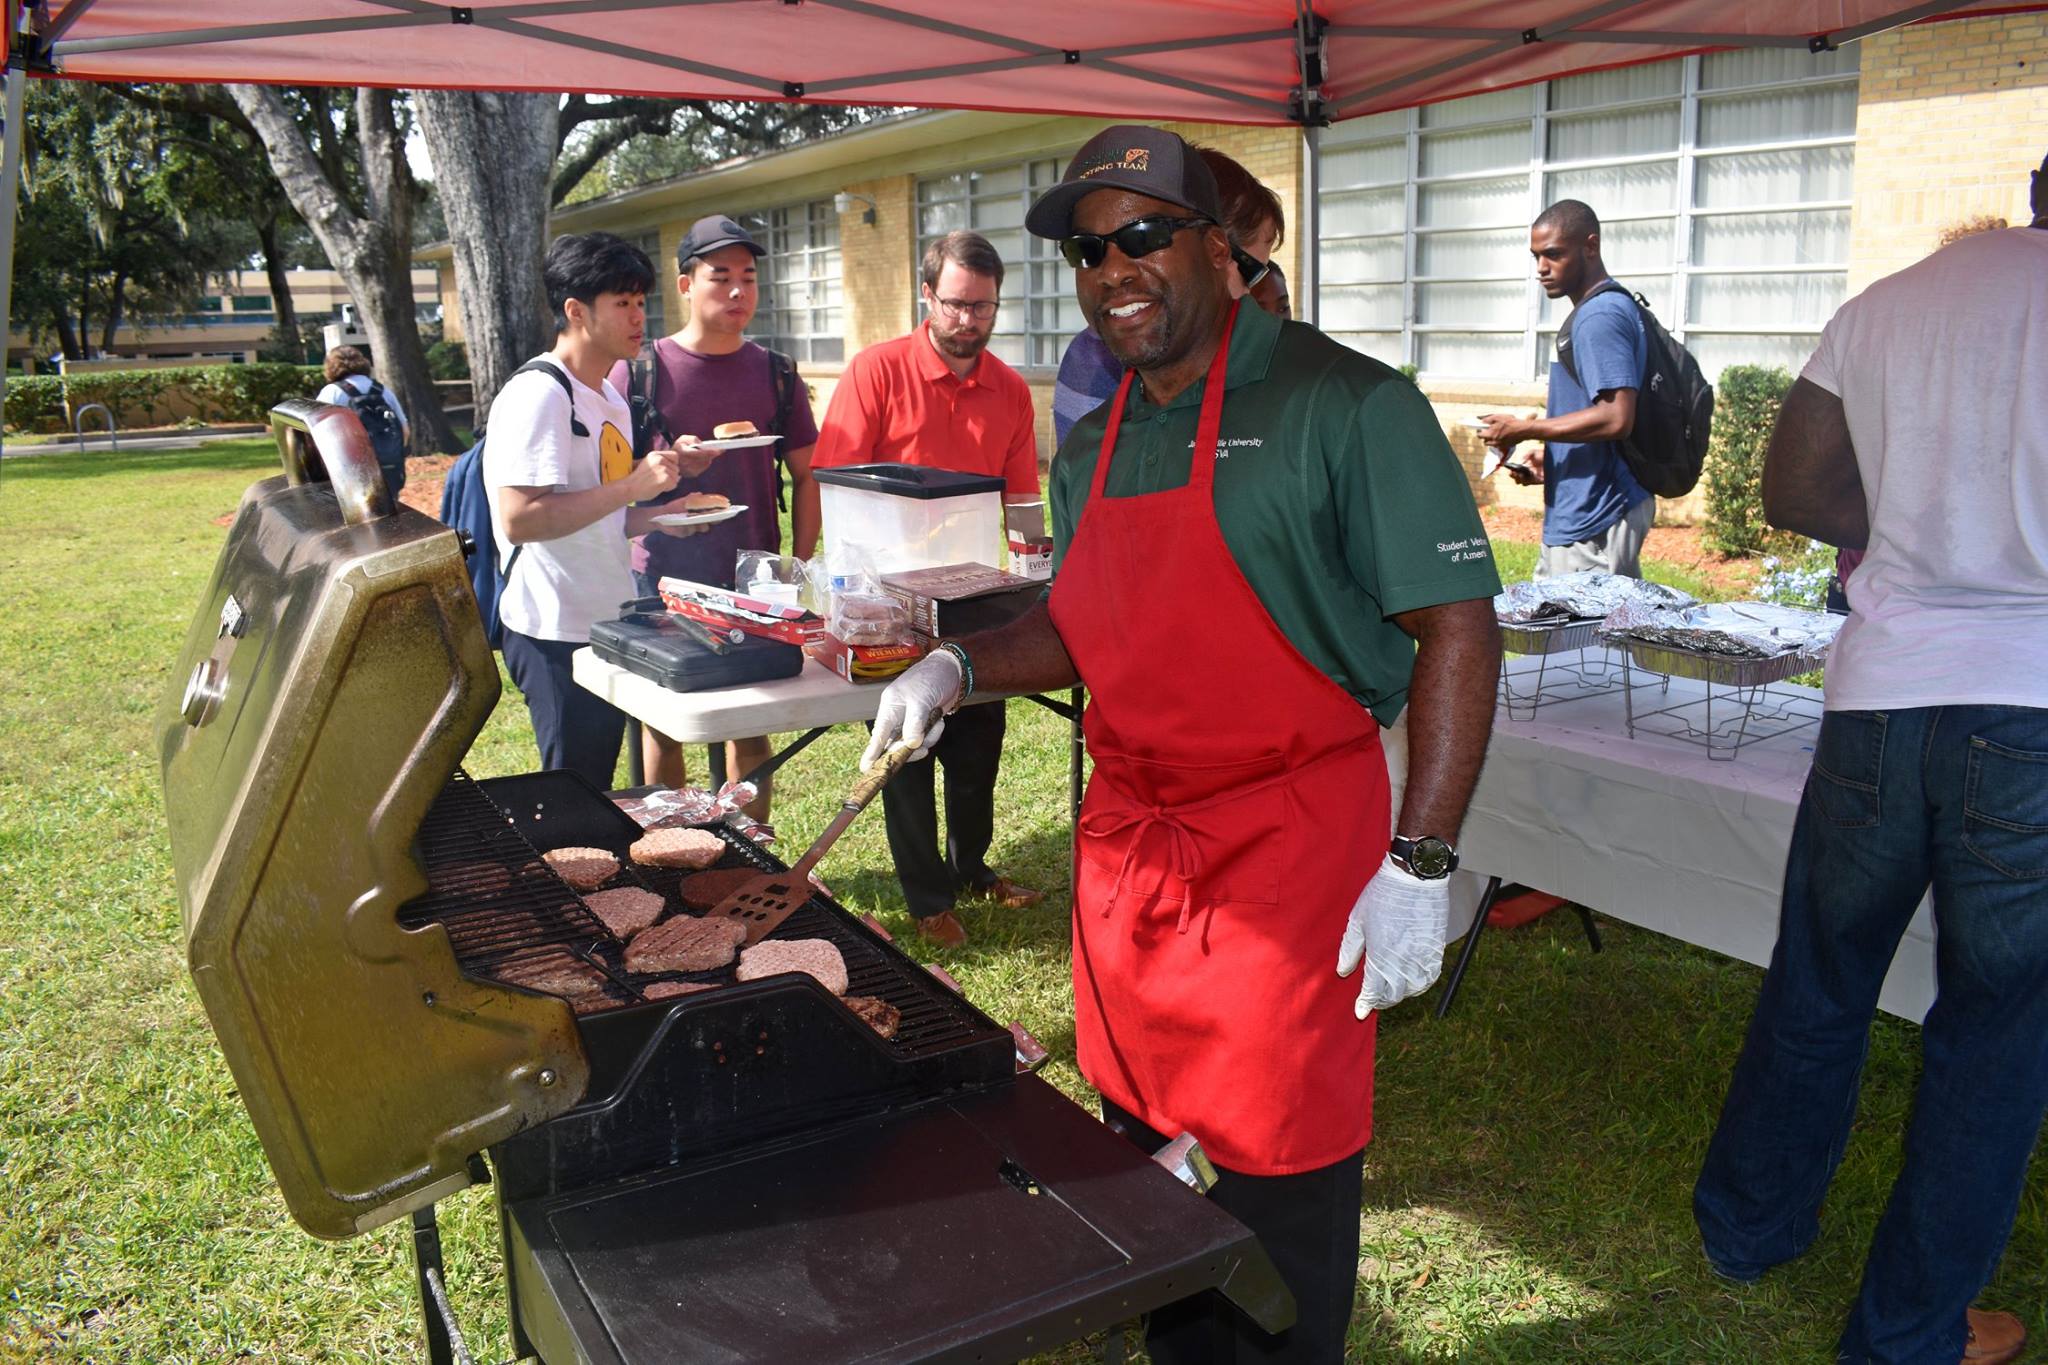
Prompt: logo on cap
<box><xmin>1120</xmin><ymin>148</ymin><xmax>1151</xmax><ymax>171</ymax></box>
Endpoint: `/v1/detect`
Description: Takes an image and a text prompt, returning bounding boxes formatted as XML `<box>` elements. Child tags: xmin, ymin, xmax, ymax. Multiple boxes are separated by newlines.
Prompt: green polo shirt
<box><xmin>1051</xmin><ymin>303</ymin><xmax>1500</xmax><ymax>725</ymax></box>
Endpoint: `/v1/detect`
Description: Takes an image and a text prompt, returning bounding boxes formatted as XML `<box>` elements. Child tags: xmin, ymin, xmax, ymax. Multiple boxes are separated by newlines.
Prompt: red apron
<box><xmin>1048</xmin><ymin>302</ymin><xmax>1390</xmax><ymax>1177</ymax></box>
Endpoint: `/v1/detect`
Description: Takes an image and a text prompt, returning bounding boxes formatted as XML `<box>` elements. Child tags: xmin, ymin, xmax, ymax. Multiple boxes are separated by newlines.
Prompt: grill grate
<box><xmin>397</xmin><ymin>772</ymin><xmax>993</xmax><ymax>1058</ymax></box>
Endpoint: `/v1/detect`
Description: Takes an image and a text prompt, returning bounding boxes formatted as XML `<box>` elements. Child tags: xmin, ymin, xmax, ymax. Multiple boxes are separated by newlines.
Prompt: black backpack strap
<box><xmin>767</xmin><ymin>348</ymin><xmax>798</xmax><ymax>513</ymax></box>
<box><xmin>628</xmin><ymin>340</ymin><xmax>674</xmax><ymax>456</ymax></box>
<box><xmin>514</xmin><ymin>358</ymin><xmax>588</xmax><ymax>438</ymax></box>
<box><xmin>1555</xmin><ymin>279</ymin><xmax>1632</xmax><ymax>394</ymax></box>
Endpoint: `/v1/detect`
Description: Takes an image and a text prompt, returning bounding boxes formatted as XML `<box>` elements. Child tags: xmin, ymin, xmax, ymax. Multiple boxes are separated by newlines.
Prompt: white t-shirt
<box><xmin>482</xmin><ymin>357</ymin><xmax>637</xmax><ymax>644</ymax></box>
<box><xmin>1805</xmin><ymin>227</ymin><xmax>2048</xmax><ymax>711</ymax></box>
<box><xmin>317</xmin><ymin>374</ymin><xmax>408</xmax><ymax>430</ymax></box>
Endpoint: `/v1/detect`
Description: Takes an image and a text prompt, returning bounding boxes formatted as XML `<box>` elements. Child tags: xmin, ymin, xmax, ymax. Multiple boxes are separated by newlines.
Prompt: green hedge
<box><xmin>3</xmin><ymin>363</ymin><xmax>324</xmax><ymax>434</ymax></box>
<box><xmin>1703</xmin><ymin>363</ymin><xmax>1794</xmax><ymax>558</ymax></box>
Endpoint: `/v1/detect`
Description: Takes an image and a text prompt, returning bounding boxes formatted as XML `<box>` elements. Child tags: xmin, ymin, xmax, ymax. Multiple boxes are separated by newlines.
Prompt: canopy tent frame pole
<box><xmin>1</xmin><ymin>55</ymin><xmax>25</xmax><ymax>432</ymax></box>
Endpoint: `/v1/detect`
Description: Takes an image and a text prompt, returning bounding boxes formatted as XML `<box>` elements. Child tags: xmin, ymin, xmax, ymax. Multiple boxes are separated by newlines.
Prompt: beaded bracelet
<box><xmin>937</xmin><ymin>640</ymin><xmax>974</xmax><ymax>711</ymax></box>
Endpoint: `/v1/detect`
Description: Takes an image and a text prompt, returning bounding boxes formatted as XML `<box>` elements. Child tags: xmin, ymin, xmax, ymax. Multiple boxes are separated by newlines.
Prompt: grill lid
<box><xmin>158</xmin><ymin>403</ymin><xmax>590</xmax><ymax>1239</ymax></box>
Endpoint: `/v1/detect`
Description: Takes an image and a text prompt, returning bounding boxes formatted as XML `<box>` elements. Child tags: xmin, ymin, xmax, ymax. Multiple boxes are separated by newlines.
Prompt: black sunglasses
<box><xmin>1059</xmin><ymin>215</ymin><xmax>1213</xmax><ymax>269</ymax></box>
<box><xmin>1231</xmin><ymin>245</ymin><xmax>1272</xmax><ymax>290</ymax></box>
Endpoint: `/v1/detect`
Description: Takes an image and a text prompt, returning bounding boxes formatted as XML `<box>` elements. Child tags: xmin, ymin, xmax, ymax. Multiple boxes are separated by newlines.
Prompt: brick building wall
<box><xmin>1848</xmin><ymin>15</ymin><xmax>2048</xmax><ymax>290</ymax></box>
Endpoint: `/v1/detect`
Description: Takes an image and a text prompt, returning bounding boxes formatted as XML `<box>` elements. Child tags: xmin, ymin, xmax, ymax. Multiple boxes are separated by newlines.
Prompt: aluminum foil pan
<box><xmin>1600</xmin><ymin>601</ymin><xmax>1843</xmax><ymax>659</ymax></box>
<box><xmin>1500</xmin><ymin>618</ymin><xmax>1602</xmax><ymax>655</ymax></box>
<box><xmin>1494</xmin><ymin>572</ymin><xmax>1696</xmax><ymax>624</ymax></box>
<box><xmin>1620</xmin><ymin>638</ymin><xmax>1827</xmax><ymax>687</ymax></box>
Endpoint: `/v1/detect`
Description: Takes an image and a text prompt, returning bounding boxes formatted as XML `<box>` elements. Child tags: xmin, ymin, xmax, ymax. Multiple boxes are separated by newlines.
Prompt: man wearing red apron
<box><xmin>866</xmin><ymin>126</ymin><xmax>1503</xmax><ymax>1364</ymax></box>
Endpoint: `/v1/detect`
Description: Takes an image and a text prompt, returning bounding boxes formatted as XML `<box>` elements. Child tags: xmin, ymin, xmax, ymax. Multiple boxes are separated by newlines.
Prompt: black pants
<box><xmin>1102</xmin><ymin>1098</ymin><xmax>1364</xmax><ymax>1365</ymax></box>
<box><xmin>501</xmin><ymin>629</ymin><xmax>626</xmax><ymax>793</ymax></box>
<box><xmin>879</xmin><ymin>700</ymin><xmax>1006</xmax><ymax>920</ymax></box>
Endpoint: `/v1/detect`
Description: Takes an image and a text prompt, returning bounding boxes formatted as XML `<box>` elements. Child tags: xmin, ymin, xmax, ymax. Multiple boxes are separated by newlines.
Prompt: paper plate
<box><xmin>652</xmin><ymin>504</ymin><xmax>748</xmax><ymax>527</ymax></box>
<box><xmin>696</xmin><ymin>434</ymin><xmax>781</xmax><ymax>451</ymax></box>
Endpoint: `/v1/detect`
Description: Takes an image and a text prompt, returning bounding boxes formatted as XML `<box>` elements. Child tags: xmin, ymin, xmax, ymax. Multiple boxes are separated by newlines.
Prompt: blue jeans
<box><xmin>1694</xmin><ymin>706</ymin><xmax>2048</xmax><ymax>1364</ymax></box>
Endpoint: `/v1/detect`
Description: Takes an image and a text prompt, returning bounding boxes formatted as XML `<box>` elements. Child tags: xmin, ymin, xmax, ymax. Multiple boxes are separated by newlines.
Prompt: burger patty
<box><xmin>624</xmin><ymin>914</ymin><xmax>748</xmax><ymax>973</ymax></box>
<box><xmin>736</xmin><ymin>939</ymin><xmax>849</xmax><ymax>996</ymax></box>
<box><xmin>843</xmin><ymin>995</ymin><xmax>901</xmax><ymax>1039</ymax></box>
<box><xmin>542</xmin><ymin>846</ymin><xmax>620</xmax><ymax>890</ymax></box>
<box><xmin>494</xmin><ymin>954</ymin><xmax>611</xmax><ymax>999</ymax></box>
<box><xmin>629</xmin><ymin>827</ymin><xmax>727</xmax><ymax>869</ymax></box>
<box><xmin>583</xmin><ymin>886</ymin><xmax>666</xmax><ymax>939</ymax></box>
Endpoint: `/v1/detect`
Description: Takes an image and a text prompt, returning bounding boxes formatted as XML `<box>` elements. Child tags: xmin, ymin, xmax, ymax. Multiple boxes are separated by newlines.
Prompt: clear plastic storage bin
<box><xmin>816</xmin><ymin>463</ymin><xmax>1007</xmax><ymax>575</ymax></box>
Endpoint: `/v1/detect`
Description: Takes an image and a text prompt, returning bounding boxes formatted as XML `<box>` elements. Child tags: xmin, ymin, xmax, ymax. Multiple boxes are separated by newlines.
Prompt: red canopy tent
<box><xmin>4</xmin><ymin>0</ymin><xmax>2041</xmax><ymax>377</ymax></box>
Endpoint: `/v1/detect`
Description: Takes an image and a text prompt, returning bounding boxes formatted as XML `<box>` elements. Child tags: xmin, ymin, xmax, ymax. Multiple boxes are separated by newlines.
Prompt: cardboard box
<box><xmin>804</xmin><ymin>633</ymin><xmax>925</xmax><ymax>684</ymax></box>
<box><xmin>1007</xmin><ymin>531</ymin><xmax>1054</xmax><ymax>582</ymax></box>
<box><xmin>880</xmin><ymin>562</ymin><xmax>1042</xmax><ymax>639</ymax></box>
<box><xmin>658</xmin><ymin>577</ymin><xmax>824</xmax><ymax>647</ymax></box>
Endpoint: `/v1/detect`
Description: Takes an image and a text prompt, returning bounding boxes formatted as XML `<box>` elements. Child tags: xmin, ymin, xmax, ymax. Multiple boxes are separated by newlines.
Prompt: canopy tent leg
<box><xmin>1300</xmin><ymin>122</ymin><xmax>1319</xmax><ymax>328</ymax></box>
<box><xmin>1</xmin><ymin>59</ymin><xmax>25</xmax><ymax>437</ymax></box>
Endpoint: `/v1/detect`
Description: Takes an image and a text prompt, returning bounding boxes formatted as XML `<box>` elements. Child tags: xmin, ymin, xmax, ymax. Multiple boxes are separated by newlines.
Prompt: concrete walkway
<box><xmin>1</xmin><ymin>427</ymin><xmax>268</xmax><ymax>457</ymax></box>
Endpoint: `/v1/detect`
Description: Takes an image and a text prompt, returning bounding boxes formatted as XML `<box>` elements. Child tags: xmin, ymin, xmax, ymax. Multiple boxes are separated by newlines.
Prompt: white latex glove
<box><xmin>1336</xmin><ymin>854</ymin><xmax>1452</xmax><ymax>1018</ymax></box>
<box><xmin>861</xmin><ymin>649</ymin><xmax>964</xmax><ymax>768</ymax></box>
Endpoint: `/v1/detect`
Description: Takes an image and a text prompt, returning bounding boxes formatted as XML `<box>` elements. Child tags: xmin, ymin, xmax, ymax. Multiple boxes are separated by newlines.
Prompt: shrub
<box><xmin>1</xmin><ymin>363</ymin><xmax>325</xmax><ymax>434</ymax></box>
<box><xmin>1703</xmin><ymin>363</ymin><xmax>1794</xmax><ymax>558</ymax></box>
<box><xmin>4</xmin><ymin>375</ymin><xmax>66</xmax><ymax>432</ymax></box>
<box><xmin>426</xmin><ymin>340</ymin><xmax>469</xmax><ymax>381</ymax></box>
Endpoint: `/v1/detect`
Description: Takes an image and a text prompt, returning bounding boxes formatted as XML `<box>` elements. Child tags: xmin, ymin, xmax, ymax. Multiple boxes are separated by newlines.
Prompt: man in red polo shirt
<box><xmin>813</xmin><ymin>229</ymin><xmax>1043</xmax><ymax>947</ymax></box>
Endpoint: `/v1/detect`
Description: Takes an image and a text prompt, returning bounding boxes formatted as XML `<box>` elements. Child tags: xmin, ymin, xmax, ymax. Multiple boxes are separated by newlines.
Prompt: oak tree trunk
<box><xmin>228</xmin><ymin>84</ymin><xmax>459</xmax><ymax>455</ymax></box>
<box><xmin>413</xmin><ymin>90</ymin><xmax>557</xmax><ymax>430</ymax></box>
<box><xmin>256</xmin><ymin>215</ymin><xmax>301</xmax><ymax>358</ymax></box>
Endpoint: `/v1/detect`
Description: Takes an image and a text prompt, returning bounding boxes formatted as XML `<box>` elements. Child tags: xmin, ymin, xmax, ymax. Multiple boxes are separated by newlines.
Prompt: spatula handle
<box><xmin>843</xmin><ymin>741</ymin><xmax>915</xmax><ymax>812</ymax></box>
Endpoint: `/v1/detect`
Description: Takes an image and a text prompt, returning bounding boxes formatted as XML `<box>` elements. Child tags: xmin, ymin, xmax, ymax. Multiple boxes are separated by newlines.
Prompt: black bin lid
<box><xmin>813</xmin><ymin>461</ymin><xmax>1004</xmax><ymax>500</ymax></box>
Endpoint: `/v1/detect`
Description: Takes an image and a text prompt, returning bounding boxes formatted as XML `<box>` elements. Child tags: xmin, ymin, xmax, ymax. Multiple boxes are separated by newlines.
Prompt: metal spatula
<box><xmin>706</xmin><ymin>744</ymin><xmax>915</xmax><ymax>944</ymax></box>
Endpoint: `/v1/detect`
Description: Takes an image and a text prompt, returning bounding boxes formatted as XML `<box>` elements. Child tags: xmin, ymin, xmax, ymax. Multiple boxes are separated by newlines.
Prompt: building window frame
<box><xmin>1318</xmin><ymin>48</ymin><xmax>1860</xmax><ymax>382</ymax></box>
<box><xmin>739</xmin><ymin>200</ymin><xmax>844</xmax><ymax>366</ymax></box>
<box><xmin>915</xmin><ymin>155</ymin><xmax>1076</xmax><ymax>374</ymax></box>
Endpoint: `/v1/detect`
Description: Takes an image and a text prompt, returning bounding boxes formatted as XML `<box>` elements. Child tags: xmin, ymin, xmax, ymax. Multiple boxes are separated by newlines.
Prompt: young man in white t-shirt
<box><xmin>1695</xmin><ymin>155</ymin><xmax>2048</xmax><ymax>1365</ymax></box>
<box><xmin>484</xmin><ymin>232</ymin><xmax>685</xmax><ymax>789</ymax></box>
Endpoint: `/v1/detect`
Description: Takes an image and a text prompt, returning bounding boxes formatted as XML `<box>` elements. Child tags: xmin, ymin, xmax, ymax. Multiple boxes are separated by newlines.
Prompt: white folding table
<box><xmin>1405</xmin><ymin>674</ymin><xmax>1937</xmax><ymax>1023</ymax></box>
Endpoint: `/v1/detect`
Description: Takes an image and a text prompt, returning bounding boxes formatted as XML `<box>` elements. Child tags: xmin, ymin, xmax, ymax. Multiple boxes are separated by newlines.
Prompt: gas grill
<box><xmin>159</xmin><ymin>401</ymin><xmax>1291</xmax><ymax>1363</ymax></box>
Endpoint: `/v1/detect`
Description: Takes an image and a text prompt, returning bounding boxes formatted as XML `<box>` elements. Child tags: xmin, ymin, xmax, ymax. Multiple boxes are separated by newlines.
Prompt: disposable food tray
<box><xmin>1500</xmin><ymin>618</ymin><xmax>1601</xmax><ymax>656</ymax></box>
<box><xmin>1618</xmin><ymin>638</ymin><xmax>1827</xmax><ymax>687</ymax></box>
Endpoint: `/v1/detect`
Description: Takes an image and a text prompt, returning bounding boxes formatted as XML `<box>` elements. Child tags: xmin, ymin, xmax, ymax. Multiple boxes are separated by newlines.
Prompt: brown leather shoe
<box><xmin>914</xmin><ymin>910</ymin><xmax>969</xmax><ymax>949</ymax></box>
<box><xmin>1964</xmin><ymin>1307</ymin><xmax>2025</xmax><ymax>1364</ymax></box>
<box><xmin>969</xmin><ymin>875</ymin><xmax>1045</xmax><ymax>910</ymax></box>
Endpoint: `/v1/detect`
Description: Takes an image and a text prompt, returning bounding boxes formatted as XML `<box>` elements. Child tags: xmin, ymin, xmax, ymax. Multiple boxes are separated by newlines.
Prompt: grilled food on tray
<box><xmin>737</xmin><ymin>939</ymin><xmax>849</xmax><ymax>996</ymax></box>
<box><xmin>624</xmin><ymin>914</ymin><xmax>748</xmax><ymax>973</ymax></box>
<box><xmin>582</xmin><ymin>886</ymin><xmax>665</xmax><ymax>938</ymax></box>
<box><xmin>630</xmin><ymin>827</ymin><xmax>726</xmax><ymax>869</ymax></box>
<box><xmin>542</xmin><ymin>846</ymin><xmax>620</xmax><ymax>890</ymax></box>
<box><xmin>844</xmin><ymin>994</ymin><xmax>901</xmax><ymax>1039</ymax></box>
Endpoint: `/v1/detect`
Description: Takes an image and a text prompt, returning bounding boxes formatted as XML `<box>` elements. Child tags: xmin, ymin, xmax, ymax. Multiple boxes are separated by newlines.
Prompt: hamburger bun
<box><xmin>713</xmin><ymin>420</ymin><xmax>758</xmax><ymax>440</ymax></box>
<box><xmin>679</xmin><ymin>491</ymin><xmax>730</xmax><ymax>512</ymax></box>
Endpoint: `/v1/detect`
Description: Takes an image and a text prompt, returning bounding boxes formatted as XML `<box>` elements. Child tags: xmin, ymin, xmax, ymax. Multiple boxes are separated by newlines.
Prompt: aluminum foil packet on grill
<box><xmin>1599</xmin><ymin>600</ymin><xmax>1844</xmax><ymax>658</ymax></box>
<box><xmin>1493</xmin><ymin>572</ymin><xmax>1695</xmax><ymax>624</ymax></box>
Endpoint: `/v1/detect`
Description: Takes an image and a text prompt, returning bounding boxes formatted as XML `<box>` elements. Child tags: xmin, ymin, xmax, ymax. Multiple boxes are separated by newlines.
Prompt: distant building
<box><xmin>5</xmin><ymin>267</ymin><xmax>441</xmax><ymax>368</ymax></box>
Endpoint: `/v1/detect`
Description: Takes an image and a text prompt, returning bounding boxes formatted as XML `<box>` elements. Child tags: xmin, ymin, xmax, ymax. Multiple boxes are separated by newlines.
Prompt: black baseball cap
<box><xmin>677</xmin><ymin>214</ymin><xmax>765</xmax><ymax>268</ymax></box>
<box><xmin>1025</xmin><ymin>125</ymin><xmax>1224</xmax><ymax>239</ymax></box>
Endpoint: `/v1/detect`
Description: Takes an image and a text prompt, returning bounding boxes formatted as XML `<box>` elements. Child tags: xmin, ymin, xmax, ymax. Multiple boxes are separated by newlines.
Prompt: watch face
<box><xmin>1409</xmin><ymin>837</ymin><xmax>1454</xmax><ymax>878</ymax></box>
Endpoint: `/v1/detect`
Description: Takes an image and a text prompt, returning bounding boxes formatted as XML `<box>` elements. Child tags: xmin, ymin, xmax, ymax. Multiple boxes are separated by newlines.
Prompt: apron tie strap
<box><xmin>1078</xmin><ymin>804</ymin><xmax>1205</xmax><ymax>929</ymax></box>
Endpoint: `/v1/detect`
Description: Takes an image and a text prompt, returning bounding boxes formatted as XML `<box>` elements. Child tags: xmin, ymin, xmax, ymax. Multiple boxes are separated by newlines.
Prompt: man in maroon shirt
<box><xmin>813</xmin><ymin>230</ymin><xmax>1043</xmax><ymax>947</ymax></box>
<box><xmin>608</xmin><ymin>215</ymin><xmax>821</xmax><ymax>815</ymax></box>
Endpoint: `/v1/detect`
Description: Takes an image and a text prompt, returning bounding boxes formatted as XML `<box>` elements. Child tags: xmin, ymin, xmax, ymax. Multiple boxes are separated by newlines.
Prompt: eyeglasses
<box><xmin>1232</xmin><ymin>245</ymin><xmax>1272</xmax><ymax>291</ymax></box>
<box><xmin>930</xmin><ymin>296</ymin><xmax>999</xmax><ymax>320</ymax></box>
<box><xmin>1058</xmin><ymin>215</ymin><xmax>1212</xmax><ymax>270</ymax></box>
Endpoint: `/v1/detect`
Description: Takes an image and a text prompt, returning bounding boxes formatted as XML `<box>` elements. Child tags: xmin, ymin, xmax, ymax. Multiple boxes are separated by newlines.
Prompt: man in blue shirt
<box><xmin>1480</xmin><ymin>199</ymin><xmax>1654</xmax><ymax>577</ymax></box>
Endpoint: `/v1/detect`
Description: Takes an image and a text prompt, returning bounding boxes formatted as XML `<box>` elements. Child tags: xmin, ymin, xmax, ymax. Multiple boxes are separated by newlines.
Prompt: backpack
<box><xmin>627</xmin><ymin>340</ymin><xmax>801</xmax><ymax>510</ymax></box>
<box><xmin>437</xmin><ymin>359</ymin><xmax>585</xmax><ymax>649</ymax></box>
<box><xmin>343</xmin><ymin>376</ymin><xmax>408</xmax><ymax>493</ymax></box>
<box><xmin>1557</xmin><ymin>281</ymin><xmax>1714</xmax><ymax>498</ymax></box>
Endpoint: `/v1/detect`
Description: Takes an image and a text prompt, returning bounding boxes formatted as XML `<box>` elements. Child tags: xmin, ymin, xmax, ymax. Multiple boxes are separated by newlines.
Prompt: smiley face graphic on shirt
<box><xmin>599</xmin><ymin>421</ymin><xmax>633</xmax><ymax>484</ymax></box>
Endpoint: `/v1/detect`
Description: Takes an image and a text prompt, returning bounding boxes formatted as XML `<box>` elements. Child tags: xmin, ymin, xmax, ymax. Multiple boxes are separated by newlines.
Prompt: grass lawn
<box><xmin>3</xmin><ymin>439</ymin><xmax>2043</xmax><ymax>1362</ymax></box>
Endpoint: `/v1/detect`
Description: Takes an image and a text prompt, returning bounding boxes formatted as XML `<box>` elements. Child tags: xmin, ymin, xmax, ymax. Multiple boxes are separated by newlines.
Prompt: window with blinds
<box><xmin>1318</xmin><ymin>47</ymin><xmax>1859</xmax><ymax>382</ymax></box>
<box><xmin>740</xmin><ymin>201</ymin><xmax>844</xmax><ymax>365</ymax></box>
<box><xmin>916</xmin><ymin>156</ymin><xmax>1079</xmax><ymax>371</ymax></box>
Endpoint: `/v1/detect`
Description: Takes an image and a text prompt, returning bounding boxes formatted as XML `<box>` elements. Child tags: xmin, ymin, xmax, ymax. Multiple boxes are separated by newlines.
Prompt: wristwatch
<box><xmin>1389</xmin><ymin>834</ymin><xmax>1458</xmax><ymax>880</ymax></box>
